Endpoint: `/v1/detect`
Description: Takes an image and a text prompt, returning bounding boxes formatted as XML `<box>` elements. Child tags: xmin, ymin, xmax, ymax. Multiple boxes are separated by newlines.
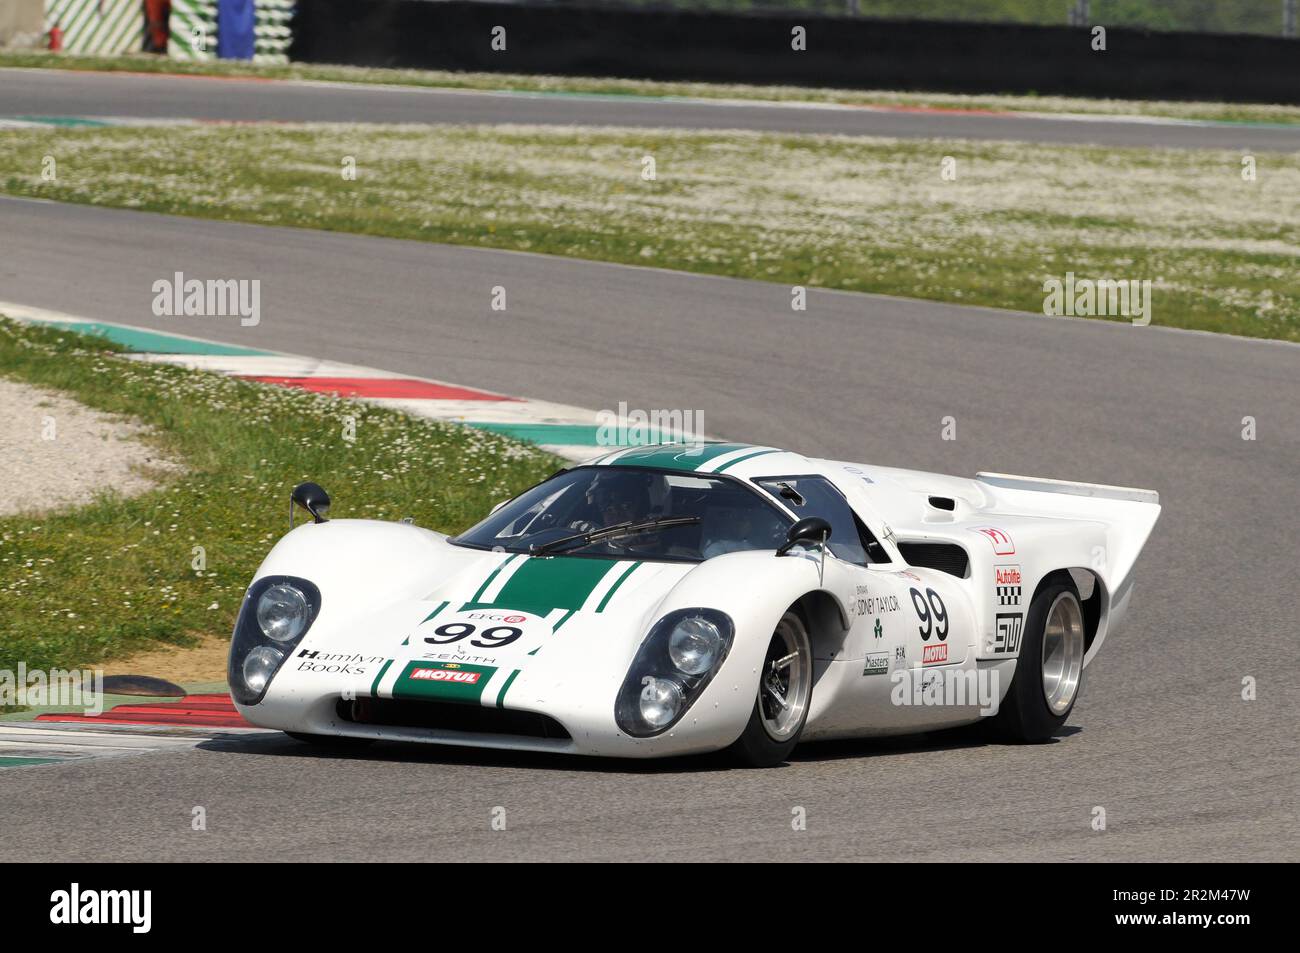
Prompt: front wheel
<box><xmin>728</xmin><ymin>610</ymin><xmax>814</xmax><ymax>767</ymax></box>
<box><xmin>994</xmin><ymin>577</ymin><xmax>1086</xmax><ymax>742</ymax></box>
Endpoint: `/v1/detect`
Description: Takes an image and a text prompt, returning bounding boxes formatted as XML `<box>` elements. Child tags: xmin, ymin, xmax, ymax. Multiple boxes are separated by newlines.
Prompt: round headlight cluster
<box><xmin>242</xmin><ymin>645</ymin><xmax>285</xmax><ymax>695</ymax></box>
<box><xmin>257</xmin><ymin>583</ymin><xmax>312</xmax><ymax>643</ymax></box>
<box><xmin>230</xmin><ymin>576</ymin><xmax>321</xmax><ymax>708</ymax></box>
<box><xmin>637</xmin><ymin>676</ymin><xmax>683</xmax><ymax>730</ymax></box>
<box><xmin>616</xmin><ymin>608</ymin><xmax>734</xmax><ymax>738</ymax></box>
<box><xmin>668</xmin><ymin>615</ymin><xmax>724</xmax><ymax>676</ymax></box>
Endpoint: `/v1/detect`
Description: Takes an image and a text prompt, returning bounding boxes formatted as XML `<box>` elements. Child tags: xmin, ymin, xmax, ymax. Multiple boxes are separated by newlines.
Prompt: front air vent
<box><xmin>898</xmin><ymin>542</ymin><xmax>969</xmax><ymax>578</ymax></box>
<box><xmin>338</xmin><ymin>698</ymin><xmax>571</xmax><ymax>740</ymax></box>
<box><xmin>927</xmin><ymin>496</ymin><xmax>956</xmax><ymax>511</ymax></box>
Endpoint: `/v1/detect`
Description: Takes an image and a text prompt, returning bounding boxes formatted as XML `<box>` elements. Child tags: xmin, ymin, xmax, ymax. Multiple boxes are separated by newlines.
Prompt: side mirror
<box><xmin>776</xmin><ymin>516</ymin><xmax>831</xmax><ymax>556</ymax></box>
<box><xmin>291</xmin><ymin>481</ymin><xmax>331</xmax><ymax>527</ymax></box>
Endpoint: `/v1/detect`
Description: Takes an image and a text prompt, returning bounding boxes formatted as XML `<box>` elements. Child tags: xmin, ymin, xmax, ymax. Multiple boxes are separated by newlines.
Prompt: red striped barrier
<box><xmin>36</xmin><ymin>693</ymin><xmax>253</xmax><ymax>729</ymax></box>
<box><xmin>238</xmin><ymin>376</ymin><xmax>516</xmax><ymax>400</ymax></box>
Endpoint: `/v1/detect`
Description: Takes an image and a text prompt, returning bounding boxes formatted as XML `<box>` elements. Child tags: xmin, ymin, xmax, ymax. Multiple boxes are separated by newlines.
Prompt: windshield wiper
<box><xmin>530</xmin><ymin>516</ymin><xmax>701</xmax><ymax>556</ymax></box>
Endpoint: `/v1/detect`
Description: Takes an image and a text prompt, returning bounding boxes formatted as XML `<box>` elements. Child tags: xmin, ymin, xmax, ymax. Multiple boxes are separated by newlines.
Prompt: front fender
<box><xmin>245</xmin><ymin>519</ymin><xmax>479</xmax><ymax>650</ymax></box>
<box><xmin>632</xmin><ymin>550</ymin><xmax>831</xmax><ymax>752</ymax></box>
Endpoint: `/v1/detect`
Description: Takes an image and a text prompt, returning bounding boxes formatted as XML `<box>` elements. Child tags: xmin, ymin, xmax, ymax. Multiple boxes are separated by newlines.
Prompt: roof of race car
<box><xmin>589</xmin><ymin>442</ymin><xmax>812</xmax><ymax>478</ymax></box>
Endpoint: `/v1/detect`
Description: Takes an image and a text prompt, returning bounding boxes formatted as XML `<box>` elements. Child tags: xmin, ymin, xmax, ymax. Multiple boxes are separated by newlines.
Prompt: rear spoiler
<box><xmin>976</xmin><ymin>472</ymin><xmax>1159</xmax><ymax>506</ymax></box>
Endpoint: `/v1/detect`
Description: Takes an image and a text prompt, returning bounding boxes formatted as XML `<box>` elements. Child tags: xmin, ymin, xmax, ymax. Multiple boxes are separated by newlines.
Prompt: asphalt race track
<box><xmin>0</xmin><ymin>193</ymin><xmax>1296</xmax><ymax>861</ymax></box>
<box><xmin>5</xmin><ymin>67</ymin><xmax>1300</xmax><ymax>151</ymax></box>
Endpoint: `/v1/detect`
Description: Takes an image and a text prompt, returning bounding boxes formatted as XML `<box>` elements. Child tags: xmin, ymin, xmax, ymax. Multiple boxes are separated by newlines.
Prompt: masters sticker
<box><xmin>862</xmin><ymin>652</ymin><xmax>889</xmax><ymax>676</ymax></box>
<box><xmin>392</xmin><ymin>660</ymin><xmax>497</xmax><ymax>704</ymax></box>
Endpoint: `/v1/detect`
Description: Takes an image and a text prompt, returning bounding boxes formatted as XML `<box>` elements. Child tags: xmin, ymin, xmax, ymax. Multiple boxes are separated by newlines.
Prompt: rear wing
<box><xmin>976</xmin><ymin>472</ymin><xmax>1159</xmax><ymax>506</ymax></box>
<box><xmin>974</xmin><ymin>472</ymin><xmax>1160</xmax><ymax>657</ymax></box>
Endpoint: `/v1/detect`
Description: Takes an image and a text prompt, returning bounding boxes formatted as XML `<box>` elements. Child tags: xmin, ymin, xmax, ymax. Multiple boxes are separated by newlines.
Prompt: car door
<box><xmin>753</xmin><ymin>475</ymin><xmax>885</xmax><ymax>663</ymax></box>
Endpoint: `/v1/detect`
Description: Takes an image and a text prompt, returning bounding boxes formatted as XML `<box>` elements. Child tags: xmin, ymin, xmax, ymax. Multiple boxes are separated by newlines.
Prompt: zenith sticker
<box><xmin>862</xmin><ymin>652</ymin><xmax>889</xmax><ymax>676</ymax></box>
<box><xmin>972</xmin><ymin>527</ymin><xmax>1015</xmax><ymax>556</ymax></box>
<box><xmin>994</xmin><ymin>564</ymin><xmax>1022</xmax><ymax>606</ymax></box>
<box><xmin>990</xmin><ymin>613</ymin><xmax>1024</xmax><ymax>654</ymax></box>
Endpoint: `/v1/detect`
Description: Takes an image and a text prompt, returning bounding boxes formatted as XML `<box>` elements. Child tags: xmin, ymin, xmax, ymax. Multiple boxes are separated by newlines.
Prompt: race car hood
<box><xmin>257</xmin><ymin>522</ymin><xmax>695</xmax><ymax>712</ymax></box>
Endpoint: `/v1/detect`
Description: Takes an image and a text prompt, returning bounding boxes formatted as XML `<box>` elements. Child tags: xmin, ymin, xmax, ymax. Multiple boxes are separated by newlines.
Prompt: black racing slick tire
<box><xmin>994</xmin><ymin>575</ymin><xmax>1087</xmax><ymax>743</ymax></box>
<box><xmin>729</xmin><ymin>610</ymin><xmax>814</xmax><ymax>767</ymax></box>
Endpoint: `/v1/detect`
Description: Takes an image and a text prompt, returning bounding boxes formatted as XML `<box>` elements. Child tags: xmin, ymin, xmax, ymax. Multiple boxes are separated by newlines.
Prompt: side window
<box><xmin>756</xmin><ymin>476</ymin><xmax>884</xmax><ymax>566</ymax></box>
<box><xmin>854</xmin><ymin>514</ymin><xmax>891</xmax><ymax>564</ymax></box>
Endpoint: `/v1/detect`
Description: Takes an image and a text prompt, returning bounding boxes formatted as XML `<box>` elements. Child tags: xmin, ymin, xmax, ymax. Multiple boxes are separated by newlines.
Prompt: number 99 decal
<box><xmin>423</xmin><ymin>622</ymin><xmax>522</xmax><ymax>649</ymax></box>
<box><xmin>909</xmin><ymin>588</ymin><xmax>948</xmax><ymax>641</ymax></box>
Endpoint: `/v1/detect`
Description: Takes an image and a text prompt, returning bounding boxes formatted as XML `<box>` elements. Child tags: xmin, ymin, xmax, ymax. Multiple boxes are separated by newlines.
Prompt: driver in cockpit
<box><xmin>570</xmin><ymin>471</ymin><xmax>655</xmax><ymax>533</ymax></box>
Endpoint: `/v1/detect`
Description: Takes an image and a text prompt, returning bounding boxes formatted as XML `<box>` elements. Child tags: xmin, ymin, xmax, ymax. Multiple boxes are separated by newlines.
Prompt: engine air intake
<box><xmin>897</xmin><ymin>542</ymin><xmax>970</xmax><ymax>578</ymax></box>
<box><xmin>338</xmin><ymin>698</ymin><xmax>572</xmax><ymax>740</ymax></box>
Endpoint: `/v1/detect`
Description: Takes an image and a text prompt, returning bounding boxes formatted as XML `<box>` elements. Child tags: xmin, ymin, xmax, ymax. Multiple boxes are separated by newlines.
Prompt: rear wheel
<box><xmin>994</xmin><ymin>577</ymin><xmax>1086</xmax><ymax>742</ymax></box>
<box><xmin>728</xmin><ymin>610</ymin><xmax>813</xmax><ymax>767</ymax></box>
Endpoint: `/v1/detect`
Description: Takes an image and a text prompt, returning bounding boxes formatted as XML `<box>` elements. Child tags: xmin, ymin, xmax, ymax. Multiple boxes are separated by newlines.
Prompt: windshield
<box><xmin>452</xmin><ymin>466</ymin><xmax>791</xmax><ymax>562</ymax></box>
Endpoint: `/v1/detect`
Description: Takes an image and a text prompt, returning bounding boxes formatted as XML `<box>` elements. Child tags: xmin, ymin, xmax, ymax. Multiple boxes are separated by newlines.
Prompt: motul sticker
<box><xmin>410</xmin><ymin>667</ymin><xmax>482</xmax><ymax>684</ymax></box>
<box><xmin>392</xmin><ymin>660</ymin><xmax>496</xmax><ymax>704</ymax></box>
<box><xmin>922</xmin><ymin>644</ymin><xmax>949</xmax><ymax>665</ymax></box>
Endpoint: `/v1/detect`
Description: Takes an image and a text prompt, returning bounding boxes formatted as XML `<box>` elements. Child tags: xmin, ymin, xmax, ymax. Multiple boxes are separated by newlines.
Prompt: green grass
<box><xmin>3</xmin><ymin>50</ymin><xmax>1298</xmax><ymax>125</ymax></box>
<box><xmin>1</xmin><ymin>123</ymin><xmax>1295</xmax><ymax>340</ymax></box>
<box><xmin>0</xmin><ymin>318</ymin><xmax>560</xmax><ymax>688</ymax></box>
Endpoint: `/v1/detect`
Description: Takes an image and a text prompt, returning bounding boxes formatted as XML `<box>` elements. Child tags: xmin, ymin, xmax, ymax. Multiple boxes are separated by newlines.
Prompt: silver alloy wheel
<box><xmin>759</xmin><ymin>615</ymin><xmax>811</xmax><ymax>742</ymax></box>
<box><xmin>1041</xmin><ymin>591</ymin><xmax>1085</xmax><ymax>716</ymax></box>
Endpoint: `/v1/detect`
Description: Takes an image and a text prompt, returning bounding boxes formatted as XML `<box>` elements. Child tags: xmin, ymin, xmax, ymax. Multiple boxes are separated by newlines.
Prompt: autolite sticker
<box><xmin>392</xmin><ymin>661</ymin><xmax>497</xmax><ymax>704</ymax></box>
<box><xmin>995</xmin><ymin>565</ymin><xmax>1023</xmax><ymax>606</ymax></box>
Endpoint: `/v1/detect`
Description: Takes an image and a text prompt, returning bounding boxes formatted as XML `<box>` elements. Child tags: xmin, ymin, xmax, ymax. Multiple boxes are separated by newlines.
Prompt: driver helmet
<box><xmin>585</xmin><ymin>471</ymin><xmax>654</xmax><ymax>525</ymax></box>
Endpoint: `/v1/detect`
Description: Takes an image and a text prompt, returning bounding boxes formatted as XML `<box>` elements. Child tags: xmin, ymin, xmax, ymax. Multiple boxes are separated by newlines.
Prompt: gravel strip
<box><xmin>0</xmin><ymin>375</ymin><xmax>181</xmax><ymax>516</ymax></box>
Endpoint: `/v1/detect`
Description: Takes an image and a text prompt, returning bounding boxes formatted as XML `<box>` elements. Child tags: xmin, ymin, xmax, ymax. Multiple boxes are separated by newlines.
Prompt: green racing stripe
<box><xmin>595</xmin><ymin>561</ymin><xmax>641</xmax><ymax>612</ymax></box>
<box><xmin>462</xmin><ymin>556</ymin><xmax>621</xmax><ymax>616</ymax></box>
<box><xmin>369</xmin><ymin>658</ymin><xmax>394</xmax><ymax>697</ymax></box>
<box><xmin>606</xmin><ymin>443</ymin><xmax>756</xmax><ymax>471</ymax></box>
<box><xmin>496</xmin><ymin>669</ymin><xmax>521</xmax><ymax>709</ymax></box>
<box><xmin>392</xmin><ymin>660</ymin><xmax>497</xmax><ymax>704</ymax></box>
<box><xmin>714</xmin><ymin>448</ymin><xmax>781</xmax><ymax>473</ymax></box>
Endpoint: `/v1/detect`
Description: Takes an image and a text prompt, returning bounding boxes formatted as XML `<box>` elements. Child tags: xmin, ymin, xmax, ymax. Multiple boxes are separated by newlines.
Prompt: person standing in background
<box><xmin>144</xmin><ymin>0</ymin><xmax>171</xmax><ymax>53</ymax></box>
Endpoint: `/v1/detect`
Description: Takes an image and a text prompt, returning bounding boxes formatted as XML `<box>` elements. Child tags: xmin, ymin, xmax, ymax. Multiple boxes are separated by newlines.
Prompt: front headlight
<box><xmin>668</xmin><ymin>615</ymin><xmax>723</xmax><ymax>676</ymax></box>
<box><xmin>257</xmin><ymin>583</ymin><xmax>312</xmax><ymax>642</ymax></box>
<box><xmin>616</xmin><ymin>608</ymin><xmax>733</xmax><ymax>738</ymax></box>
<box><xmin>242</xmin><ymin>645</ymin><xmax>285</xmax><ymax>695</ymax></box>
<box><xmin>228</xmin><ymin>575</ymin><xmax>321</xmax><ymax>706</ymax></box>
<box><xmin>638</xmin><ymin>676</ymin><xmax>684</xmax><ymax>729</ymax></box>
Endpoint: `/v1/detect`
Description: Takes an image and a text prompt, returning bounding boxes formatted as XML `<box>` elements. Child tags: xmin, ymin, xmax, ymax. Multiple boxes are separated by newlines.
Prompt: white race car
<box><xmin>228</xmin><ymin>443</ymin><xmax>1160</xmax><ymax>767</ymax></box>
